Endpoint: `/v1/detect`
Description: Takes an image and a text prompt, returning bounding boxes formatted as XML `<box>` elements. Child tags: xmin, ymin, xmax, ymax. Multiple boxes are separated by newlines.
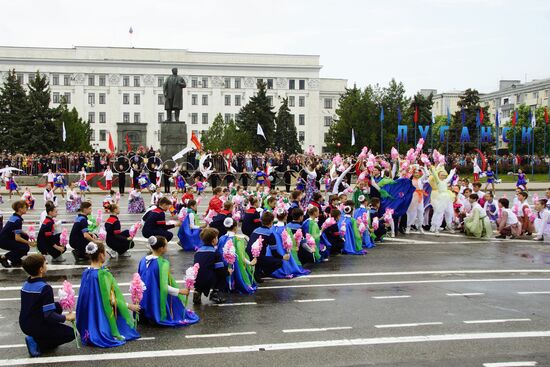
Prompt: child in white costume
<box><xmin>406</xmin><ymin>166</ymin><xmax>429</xmax><ymax>234</ymax></box>
<box><xmin>429</xmin><ymin>165</ymin><xmax>456</xmax><ymax>234</ymax></box>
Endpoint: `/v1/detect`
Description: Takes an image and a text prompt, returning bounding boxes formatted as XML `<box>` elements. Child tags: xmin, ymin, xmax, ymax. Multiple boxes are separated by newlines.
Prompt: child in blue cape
<box><xmin>138</xmin><ymin>236</ymin><xmax>200</xmax><ymax>326</ymax></box>
<box><xmin>341</xmin><ymin>200</ymin><xmax>366</xmax><ymax>255</ymax></box>
<box><xmin>177</xmin><ymin>199</ymin><xmax>203</xmax><ymax>251</ymax></box>
<box><xmin>353</xmin><ymin>194</ymin><xmax>375</xmax><ymax>249</ymax></box>
<box><xmin>301</xmin><ymin>206</ymin><xmax>324</xmax><ymax>262</ymax></box>
<box><xmin>271</xmin><ymin>209</ymin><xmax>310</xmax><ymax>278</ymax></box>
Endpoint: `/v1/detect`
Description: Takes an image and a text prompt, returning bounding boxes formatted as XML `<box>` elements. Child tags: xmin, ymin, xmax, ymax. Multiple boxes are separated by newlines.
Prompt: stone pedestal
<box><xmin>160</xmin><ymin>120</ymin><xmax>188</xmax><ymax>160</ymax></box>
<box><xmin>117</xmin><ymin>123</ymin><xmax>148</xmax><ymax>151</ymax></box>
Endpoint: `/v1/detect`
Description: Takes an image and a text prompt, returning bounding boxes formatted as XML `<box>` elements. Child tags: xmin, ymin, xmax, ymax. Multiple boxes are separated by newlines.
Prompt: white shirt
<box><xmin>104</xmin><ymin>170</ymin><xmax>113</xmax><ymax>180</ymax></box>
<box><xmin>47</xmin><ymin>172</ymin><xmax>55</xmax><ymax>182</ymax></box>
<box><xmin>503</xmin><ymin>208</ymin><xmax>519</xmax><ymax>226</ymax></box>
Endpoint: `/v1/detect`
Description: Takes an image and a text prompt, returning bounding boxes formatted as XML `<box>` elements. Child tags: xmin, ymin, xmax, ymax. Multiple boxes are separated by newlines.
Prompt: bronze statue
<box><xmin>163</xmin><ymin>67</ymin><xmax>186</xmax><ymax>122</ymax></box>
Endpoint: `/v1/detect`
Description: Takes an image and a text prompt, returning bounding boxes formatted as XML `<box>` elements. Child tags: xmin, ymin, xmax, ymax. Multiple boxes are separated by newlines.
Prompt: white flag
<box><xmin>431</xmin><ymin>111</ymin><xmax>435</xmax><ymax>125</ymax></box>
<box><xmin>172</xmin><ymin>146</ymin><xmax>193</xmax><ymax>161</ymax></box>
<box><xmin>531</xmin><ymin>113</ymin><xmax>536</xmax><ymax>128</ymax></box>
<box><xmin>351</xmin><ymin>128</ymin><xmax>355</xmax><ymax>146</ymax></box>
<box><xmin>62</xmin><ymin>122</ymin><xmax>66</xmax><ymax>142</ymax></box>
<box><xmin>257</xmin><ymin>123</ymin><xmax>266</xmax><ymax>140</ymax></box>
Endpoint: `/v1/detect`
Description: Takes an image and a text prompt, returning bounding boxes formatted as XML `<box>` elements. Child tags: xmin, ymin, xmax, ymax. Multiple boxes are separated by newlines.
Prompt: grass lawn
<box><xmin>461</xmin><ymin>173</ymin><xmax>550</xmax><ymax>183</ymax></box>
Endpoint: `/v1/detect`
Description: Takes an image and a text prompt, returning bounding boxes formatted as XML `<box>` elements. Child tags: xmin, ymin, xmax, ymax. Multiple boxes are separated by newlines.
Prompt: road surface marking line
<box><xmin>0</xmin><ymin>337</ymin><xmax>155</xmax><ymax>349</ymax></box>
<box><xmin>517</xmin><ymin>291</ymin><xmax>550</xmax><ymax>295</ymax></box>
<box><xmin>372</xmin><ymin>295</ymin><xmax>411</xmax><ymax>299</ymax></box>
<box><xmin>463</xmin><ymin>319</ymin><xmax>531</xmax><ymax>324</ymax></box>
<box><xmin>483</xmin><ymin>362</ymin><xmax>537</xmax><ymax>367</ymax></box>
<box><xmin>282</xmin><ymin>326</ymin><xmax>352</xmax><ymax>333</ymax></box>
<box><xmin>375</xmin><ymin>322</ymin><xmax>443</xmax><ymax>328</ymax></box>
<box><xmin>446</xmin><ymin>293</ymin><xmax>485</xmax><ymax>296</ymax></box>
<box><xmin>210</xmin><ymin>302</ymin><xmax>257</xmax><ymax>307</ymax></box>
<box><xmin>185</xmin><ymin>332</ymin><xmax>257</xmax><ymax>339</ymax></box>
<box><xmin>294</xmin><ymin>298</ymin><xmax>335</xmax><ymax>303</ymax></box>
<box><xmin>1</xmin><ymin>331</ymin><xmax>549</xmax><ymax>365</ymax></box>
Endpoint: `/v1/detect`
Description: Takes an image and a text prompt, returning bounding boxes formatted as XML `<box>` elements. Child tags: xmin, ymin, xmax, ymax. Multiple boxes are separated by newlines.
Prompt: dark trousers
<box><xmin>33</xmin><ymin>323</ymin><xmax>75</xmax><ymax>351</ymax></box>
<box><xmin>2</xmin><ymin>234</ymin><xmax>30</xmax><ymax>266</ymax></box>
<box><xmin>163</xmin><ymin>176</ymin><xmax>171</xmax><ymax>193</ymax></box>
<box><xmin>118</xmin><ymin>173</ymin><xmax>126</xmax><ymax>194</ymax></box>
<box><xmin>143</xmin><ymin>229</ymin><xmax>173</xmax><ymax>242</ymax></box>
<box><xmin>257</xmin><ymin>256</ymin><xmax>283</xmax><ymax>277</ymax></box>
<box><xmin>106</xmin><ymin>230</ymin><xmax>134</xmax><ymax>254</ymax></box>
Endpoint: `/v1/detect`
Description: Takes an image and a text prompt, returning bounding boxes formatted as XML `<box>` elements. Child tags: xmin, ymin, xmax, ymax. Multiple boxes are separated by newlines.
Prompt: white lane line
<box><xmin>2</xmin><ymin>331</ymin><xmax>550</xmax><ymax>365</ymax></box>
<box><xmin>185</xmin><ymin>332</ymin><xmax>257</xmax><ymax>339</ymax></box>
<box><xmin>210</xmin><ymin>302</ymin><xmax>257</xmax><ymax>307</ymax></box>
<box><xmin>383</xmin><ymin>237</ymin><xmax>438</xmax><ymax>244</ymax></box>
<box><xmin>282</xmin><ymin>326</ymin><xmax>352</xmax><ymax>333</ymax></box>
<box><xmin>446</xmin><ymin>293</ymin><xmax>485</xmax><ymax>296</ymax></box>
<box><xmin>463</xmin><ymin>319</ymin><xmax>531</xmax><ymax>324</ymax></box>
<box><xmin>0</xmin><ymin>337</ymin><xmax>156</xmax><ymax>349</ymax></box>
<box><xmin>372</xmin><ymin>295</ymin><xmax>411</xmax><ymax>299</ymax></box>
<box><xmin>375</xmin><ymin>322</ymin><xmax>443</xmax><ymax>328</ymax></box>
<box><xmin>0</xmin><ymin>298</ymin><xmax>20</xmax><ymax>302</ymax></box>
<box><xmin>517</xmin><ymin>291</ymin><xmax>550</xmax><ymax>295</ymax></box>
<box><xmin>294</xmin><ymin>298</ymin><xmax>335</xmax><ymax>303</ymax></box>
<box><xmin>483</xmin><ymin>362</ymin><xmax>538</xmax><ymax>367</ymax></box>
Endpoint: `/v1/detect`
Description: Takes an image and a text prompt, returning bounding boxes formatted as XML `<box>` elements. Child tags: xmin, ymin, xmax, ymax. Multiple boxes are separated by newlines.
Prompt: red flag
<box><xmin>413</xmin><ymin>106</ymin><xmax>419</xmax><ymax>124</ymax></box>
<box><xmin>125</xmin><ymin>133</ymin><xmax>132</xmax><ymax>152</ymax></box>
<box><xmin>511</xmin><ymin>111</ymin><xmax>516</xmax><ymax>127</ymax></box>
<box><xmin>479</xmin><ymin>108</ymin><xmax>484</xmax><ymax>124</ymax></box>
<box><xmin>107</xmin><ymin>132</ymin><xmax>115</xmax><ymax>153</ymax></box>
<box><xmin>545</xmin><ymin>107</ymin><xmax>549</xmax><ymax>125</ymax></box>
<box><xmin>191</xmin><ymin>131</ymin><xmax>202</xmax><ymax>150</ymax></box>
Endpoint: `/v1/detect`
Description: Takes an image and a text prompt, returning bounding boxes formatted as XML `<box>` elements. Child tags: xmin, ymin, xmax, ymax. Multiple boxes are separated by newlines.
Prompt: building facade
<box><xmin>0</xmin><ymin>46</ymin><xmax>347</xmax><ymax>153</ymax></box>
<box><xmin>419</xmin><ymin>89</ymin><xmax>463</xmax><ymax>116</ymax></box>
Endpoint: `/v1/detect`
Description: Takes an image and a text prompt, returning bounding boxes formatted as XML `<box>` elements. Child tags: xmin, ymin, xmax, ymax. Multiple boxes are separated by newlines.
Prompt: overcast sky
<box><xmin>1</xmin><ymin>0</ymin><xmax>549</xmax><ymax>95</ymax></box>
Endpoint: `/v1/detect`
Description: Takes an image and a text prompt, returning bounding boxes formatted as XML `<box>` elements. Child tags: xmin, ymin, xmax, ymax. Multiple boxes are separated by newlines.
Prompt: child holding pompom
<box><xmin>19</xmin><ymin>254</ymin><xmax>75</xmax><ymax>357</ymax></box>
<box><xmin>321</xmin><ymin>209</ymin><xmax>344</xmax><ymax>255</ymax></box>
<box><xmin>104</xmin><ymin>203</ymin><xmax>135</xmax><ymax>258</ymax></box>
<box><xmin>37</xmin><ymin>201</ymin><xmax>66</xmax><ymax>263</ymax></box>
<box><xmin>341</xmin><ymin>201</ymin><xmax>366</xmax><ymax>255</ymax></box>
<box><xmin>301</xmin><ymin>206</ymin><xmax>323</xmax><ymax>262</ymax></box>
<box><xmin>69</xmin><ymin>201</ymin><xmax>103</xmax><ymax>262</ymax></box>
<box><xmin>271</xmin><ymin>209</ymin><xmax>310</xmax><ymax>278</ymax></box>
<box><xmin>76</xmin><ymin>242</ymin><xmax>140</xmax><ymax>347</ymax></box>
<box><xmin>177</xmin><ymin>199</ymin><xmax>204</xmax><ymax>251</ymax></box>
<box><xmin>138</xmin><ymin>236</ymin><xmax>200</xmax><ymax>326</ymax></box>
<box><xmin>142</xmin><ymin>197</ymin><xmax>180</xmax><ymax>242</ymax></box>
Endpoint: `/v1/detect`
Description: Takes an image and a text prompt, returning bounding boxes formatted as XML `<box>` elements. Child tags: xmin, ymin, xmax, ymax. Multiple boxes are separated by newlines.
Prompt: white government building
<box><xmin>0</xmin><ymin>46</ymin><xmax>347</xmax><ymax>153</ymax></box>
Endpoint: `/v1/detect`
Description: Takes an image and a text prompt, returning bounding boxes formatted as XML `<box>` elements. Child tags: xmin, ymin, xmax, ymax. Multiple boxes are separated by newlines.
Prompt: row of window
<box><xmin>190</xmin><ymin>129</ymin><xmax>306</xmax><ymax>142</ymax></box>
<box><xmin>90</xmin><ymin>129</ymin><xmax>107</xmax><ymax>142</ymax></box>
<box><xmin>87</xmin><ymin>112</ymin><xmax>107</xmax><ymax>123</ymax></box>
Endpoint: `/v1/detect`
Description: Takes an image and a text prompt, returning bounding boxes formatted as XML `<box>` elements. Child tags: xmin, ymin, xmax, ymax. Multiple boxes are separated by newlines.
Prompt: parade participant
<box><xmin>309</xmin><ymin>192</ymin><xmax>326</xmax><ymax>226</ymax></box>
<box><xmin>341</xmin><ymin>201</ymin><xmax>366</xmax><ymax>254</ymax></box>
<box><xmin>283</xmin><ymin>166</ymin><xmax>295</xmax><ymax>193</ymax></box>
<box><xmin>496</xmin><ymin>198</ymin><xmax>522</xmax><ymax>239</ymax></box>
<box><xmin>301</xmin><ymin>206</ymin><xmax>324</xmax><ymax>262</ymax></box>
<box><xmin>103</xmin><ymin>166</ymin><xmax>113</xmax><ymax>191</ymax></box>
<box><xmin>533</xmin><ymin>199</ymin><xmax>548</xmax><ymax>241</ymax></box>
<box><xmin>255</xmin><ymin>167</ymin><xmax>267</xmax><ymax>191</ymax></box>
<box><xmin>137</xmin><ymin>170</ymin><xmax>152</xmax><ymax>193</ymax></box>
<box><xmin>65</xmin><ymin>182</ymin><xmax>81</xmax><ymax>213</ymax></box>
<box><xmin>0</xmin><ymin>200</ymin><xmax>35</xmax><ymax>268</ymax></box>
<box><xmin>483</xmin><ymin>192</ymin><xmax>498</xmax><ymax>223</ymax></box>
<box><xmin>429</xmin><ymin>165</ymin><xmax>456</xmax><ymax>234</ymax></box>
<box><xmin>69</xmin><ymin>201</ymin><xmax>103</xmax><ymax>262</ymax></box>
<box><xmin>46</xmin><ymin>168</ymin><xmax>55</xmax><ymax>188</ymax></box>
<box><xmin>37</xmin><ymin>201</ymin><xmax>66</xmax><ymax>263</ymax></box>
<box><xmin>78</xmin><ymin>168</ymin><xmax>89</xmax><ymax>199</ymax></box>
<box><xmin>6</xmin><ymin>171</ymin><xmax>21</xmax><ymax>200</ymax></box>
<box><xmin>151</xmin><ymin>186</ymin><xmax>164</xmax><ymax>206</ymax></box>
<box><xmin>21</xmin><ymin>187</ymin><xmax>35</xmax><ymax>210</ymax></box>
<box><xmin>19</xmin><ymin>254</ymin><xmax>75</xmax><ymax>357</ymax></box>
<box><xmin>271</xmin><ymin>209</ymin><xmax>310</xmax><ymax>278</ymax></box>
<box><xmin>43</xmin><ymin>183</ymin><xmax>57</xmax><ymax>207</ymax></box>
<box><xmin>464</xmin><ymin>194</ymin><xmax>492</xmax><ymax>238</ymax></box>
<box><xmin>104</xmin><ymin>203</ymin><xmax>134</xmax><ymax>258</ymax></box>
<box><xmin>138</xmin><ymin>235</ymin><xmax>200</xmax><ymax>326</ymax></box>
<box><xmin>206</xmin><ymin>187</ymin><xmax>223</xmax><ymax>215</ymax></box>
<box><xmin>117</xmin><ymin>163</ymin><xmax>126</xmax><ymax>195</ymax></box>
<box><xmin>471</xmin><ymin>182</ymin><xmax>486</xmax><ymax>206</ymax></box>
<box><xmin>321</xmin><ymin>209</ymin><xmax>344</xmax><ymax>255</ymax></box>
<box><xmin>516</xmin><ymin>169</ymin><xmax>528</xmax><ymax>190</ymax></box>
<box><xmin>287</xmin><ymin>190</ymin><xmax>303</xmax><ymax>220</ymax></box>
<box><xmin>302</xmin><ymin>161</ymin><xmax>318</xmax><ymax>207</ymax></box>
<box><xmin>209</xmin><ymin>201</ymin><xmax>234</xmax><ymax>237</ymax></box>
<box><xmin>242</xmin><ymin>196</ymin><xmax>261</xmax><ymax>236</ymax></box>
<box><xmin>142</xmin><ymin>197</ymin><xmax>180</xmax><ymax>241</ymax></box>
<box><xmin>517</xmin><ymin>191</ymin><xmax>535</xmax><ymax>235</ymax></box>
<box><xmin>472</xmin><ymin>159</ymin><xmax>482</xmax><ymax>183</ymax></box>
<box><xmin>52</xmin><ymin>170</ymin><xmax>65</xmax><ymax>199</ymax></box>
<box><xmin>483</xmin><ymin>165</ymin><xmax>497</xmax><ymax>193</ymax></box>
<box><xmin>406</xmin><ymin>167</ymin><xmax>429</xmax><ymax>234</ymax></box>
<box><xmin>194</xmin><ymin>228</ymin><xmax>231</xmax><ymax>304</ymax></box>
<box><xmin>239</xmin><ymin>169</ymin><xmax>251</xmax><ymax>191</ymax></box>
<box><xmin>177</xmin><ymin>199</ymin><xmax>203</xmax><ymax>251</ymax></box>
<box><xmin>102</xmin><ymin>190</ymin><xmax>116</xmax><ymax>213</ymax></box>
<box><xmin>128</xmin><ymin>187</ymin><xmax>145</xmax><ymax>214</ymax></box>
<box><xmin>76</xmin><ymin>242</ymin><xmax>140</xmax><ymax>347</ymax></box>
<box><xmin>369</xmin><ymin>197</ymin><xmax>388</xmax><ymax>242</ymax></box>
<box><xmin>353</xmin><ymin>195</ymin><xmax>375</xmax><ymax>248</ymax></box>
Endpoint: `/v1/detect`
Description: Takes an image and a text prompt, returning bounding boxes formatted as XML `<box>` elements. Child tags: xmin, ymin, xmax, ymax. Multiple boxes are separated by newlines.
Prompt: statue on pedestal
<box><xmin>163</xmin><ymin>67</ymin><xmax>186</xmax><ymax>122</ymax></box>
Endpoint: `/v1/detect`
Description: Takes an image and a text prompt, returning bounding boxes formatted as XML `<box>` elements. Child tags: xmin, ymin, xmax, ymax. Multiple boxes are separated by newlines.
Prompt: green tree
<box><xmin>26</xmin><ymin>71</ymin><xmax>63</xmax><ymax>153</ymax></box>
<box><xmin>505</xmin><ymin>104</ymin><xmax>548</xmax><ymax>155</ymax></box>
<box><xmin>274</xmin><ymin>98</ymin><xmax>302</xmax><ymax>153</ymax></box>
<box><xmin>201</xmin><ymin>113</ymin><xmax>226</xmax><ymax>152</ymax></box>
<box><xmin>57</xmin><ymin>103</ymin><xmax>92</xmax><ymax>152</ymax></box>
<box><xmin>0</xmin><ymin>69</ymin><xmax>29</xmax><ymax>152</ymax></box>
<box><xmin>235</xmin><ymin>81</ymin><xmax>276</xmax><ymax>151</ymax></box>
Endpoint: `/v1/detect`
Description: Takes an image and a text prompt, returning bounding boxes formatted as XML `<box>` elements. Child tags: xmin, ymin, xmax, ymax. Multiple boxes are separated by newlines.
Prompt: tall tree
<box><xmin>274</xmin><ymin>97</ymin><xmax>302</xmax><ymax>153</ymax></box>
<box><xmin>506</xmin><ymin>104</ymin><xmax>547</xmax><ymax>155</ymax></box>
<box><xmin>0</xmin><ymin>69</ymin><xmax>29</xmax><ymax>152</ymax></box>
<box><xmin>57</xmin><ymin>104</ymin><xmax>92</xmax><ymax>152</ymax></box>
<box><xmin>201</xmin><ymin>113</ymin><xmax>226</xmax><ymax>152</ymax></box>
<box><xmin>235</xmin><ymin>81</ymin><xmax>276</xmax><ymax>151</ymax></box>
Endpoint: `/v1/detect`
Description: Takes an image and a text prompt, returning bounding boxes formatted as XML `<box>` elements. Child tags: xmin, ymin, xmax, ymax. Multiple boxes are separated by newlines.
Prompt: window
<box><xmin>224</xmin><ymin>113</ymin><xmax>231</xmax><ymax>123</ymax></box>
<box><xmin>324</xmin><ymin>116</ymin><xmax>333</xmax><ymax>126</ymax></box>
<box><xmin>299</xmin><ymin>114</ymin><xmax>305</xmax><ymax>125</ymax></box>
<box><xmin>90</xmin><ymin>129</ymin><xmax>95</xmax><ymax>141</ymax></box>
<box><xmin>63</xmin><ymin>75</ymin><xmax>70</xmax><ymax>86</ymax></box>
<box><xmin>191</xmin><ymin>113</ymin><xmax>198</xmax><ymax>124</ymax></box>
<box><xmin>63</xmin><ymin>92</ymin><xmax>71</xmax><ymax>104</ymax></box>
<box><xmin>235</xmin><ymin>95</ymin><xmax>241</xmax><ymax>106</ymax></box>
<box><xmin>123</xmin><ymin>94</ymin><xmax>129</xmax><ymax>104</ymax></box>
<box><xmin>52</xmin><ymin>74</ymin><xmax>59</xmax><ymax>86</ymax></box>
<box><xmin>133</xmin><ymin>113</ymin><xmax>140</xmax><ymax>123</ymax></box>
<box><xmin>202</xmin><ymin>94</ymin><xmax>208</xmax><ymax>106</ymax></box>
<box><xmin>224</xmin><ymin>95</ymin><xmax>231</xmax><ymax>106</ymax></box>
<box><xmin>52</xmin><ymin>92</ymin><xmax>60</xmax><ymax>103</ymax></box>
<box><xmin>88</xmin><ymin>75</ymin><xmax>95</xmax><ymax>86</ymax></box>
<box><xmin>267</xmin><ymin>79</ymin><xmax>274</xmax><ymax>89</ymax></box>
<box><xmin>134</xmin><ymin>93</ymin><xmax>140</xmax><ymax>105</ymax></box>
<box><xmin>289</xmin><ymin>79</ymin><xmax>295</xmax><ymax>90</ymax></box>
<box><xmin>191</xmin><ymin>77</ymin><xmax>198</xmax><ymax>88</ymax></box>
<box><xmin>533</xmin><ymin>92</ymin><xmax>539</xmax><ymax>99</ymax></box>
<box><xmin>157</xmin><ymin>77</ymin><xmax>164</xmax><ymax>87</ymax></box>
<box><xmin>133</xmin><ymin>76</ymin><xmax>140</xmax><ymax>87</ymax></box>
<box><xmin>299</xmin><ymin>96</ymin><xmax>305</xmax><ymax>107</ymax></box>
<box><xmin>324</xmin><ymin>98</ymin><xmax>333</xmax><ymax>109</ymax></box>
<box><xmin>299</xmin><ymin>80</ymin><xmax>305</xmax><ymax>90</ymax></box>
<box><xmin>202</xmin><ymin>113</ymin><xmax>208</xmax><ymax>124</ymax></box>
<box><xmin>503</xmin><ymin>98</ymin><xmax>509</xmax><ymax>105</ymax></box>
<box><xmin>288</xmin><ymin>96</ymin><xmax>295</xmax><ymax>107</ymax></box>
<box><xmin>99</xmin><ymin>130</ymin><xmax>106</xmax><ymax>141</ymax></box>
<box><xmin>88</xmin><ymin>112</ymin><xmax>95</xmax><ymax>123</ymax></box>
<box><xmin>517</xmin><ymin>94</ymin><xmax>522</xmax><ymax>103</ymax></box>
<box><xmin>224</xmin><ymin>78</ymin><xmax>231</xmax><ymax>89</ymax></box>
<box><xmin>201</xmin><ymin>77</ymin><xmax>208</xmax><ymax>88</ymax></box>
<box><xmin>290</xmin><ymin>114</ymin><xmax>295</xmax><ymax>123</ymax></box>
<box><xmin>16</xmin><ymin>74</ymin><xmax>24</xmax><ymax>84</ymax></box>
<box><xmin>99</xmin><ymin>93</ymin><xmax>106</xmax><ymax>104</ymax></box>
<box><xmin>123</xmin><ymin>76</ymin><xmax>130</xmax><ymax>87</ymax></box>
<box><xmin>28</xmin><ymin>74</ymin><xmax>35</xmax><ymax>83</ymax></box>
<box><xmin>158</xmin><ymin>112</ymin><xmax>164</xmax><ymax>122</ymax></box>
<box><xmin>257</xmin><ymin>78</ymin><xmax>263</xmax><ymax>85</ymax></box>
<box><xmin>99</xmin><ymin>75</ymin><xmax>106</xmax><ymax>86</ymax></box>
<box><xmin>267</xmin><ymin>96</ymin><xmax>273</xmax><ymax>106</ymax></box>
<box><xmin>191</xmin><ymin>94</ymin><xmax>198</xmax><ymax>105</ymax></box>
<box><xmin>123</xmin><ymin>112</ymin><xmax>130</xmax><ymax>123</ymax></box>
<box><xmin>99</xmin><ymin>112</ymin><xmax>106</xmax><ymax>123</ymax></box>
<box><xmin>298</xmin><ymin>131</ymin><xmax>305</xmax><ymax>142</ymax></box>
<box><xmin>234</xmin><ymin>78</ymin><xmax>241</xmax><ymax>89</ymax></box>
<box><xmin>157</xmin><ymin>94</ymin><xmax>164</xmax><ymax>105</ymax></box>
<box><xmin>88</xmin><ymin>93</ymin><xmax>95</xmax><ymax>105</ymax></box>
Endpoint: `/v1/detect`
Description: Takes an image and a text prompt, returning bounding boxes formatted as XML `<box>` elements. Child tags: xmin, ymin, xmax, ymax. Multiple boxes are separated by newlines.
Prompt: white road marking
<box><xmin>185</xmin><ymin>332</ymin><xmax>257</xmax><ymax>339</ymax></box>
<box><xmin>1</xmin><ymin>331</ymin><xmax>549</xmax><ymax>365</ymax></box>
<box><xmin>210</xmin><ymin>302</ymin><xmax>257</xmax><ymax>307</ymax></box>
<box><xmin>483</xmin><ymin>362</ymin><xmax>538</xmax><ymax>367</ymax></box>
<box><xmin>294</xmin><ymin>298</ymin><xmax>335</xmax><ymax>303</ymax></box>
<box><xmin>375</xmin><ymin>322</ymin><xmax>443</xmax><ymax>328</ymax></box>
<box><xmin>372</xmin><ymin>295</ymin><xmax>411</xmax><ymax>299</ymax></box>
<box><xmin>0</xmin><ymin>337</ymin><xmax>155</xmax><ymax>349</ymax></box>
<box><xmin>463</xmin><ymin>319</ymin><xmax>531</xmax><ymax>324</ymax></box>
<box><xmin>446</xmin><ymin>293</ymin><xmax>485</xmax><ymax>296</ymax></box>
<box><xmin>282</xmin><ymin>326</ymin><xmax>352</xmax><ymax>333</ymax></box>
<box><xmin>517</xmin><ymin>291</ymin><xmax>550</xmax><ymax>295</ymax></box>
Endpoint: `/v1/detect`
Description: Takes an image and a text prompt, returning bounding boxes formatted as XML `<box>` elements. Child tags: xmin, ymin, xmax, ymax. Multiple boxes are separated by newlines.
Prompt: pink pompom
<box><xmin>391</xmin><ymin>147</ymin><xmax>399</xmax><ymax>161</ymax></box>
<box><xmin>98</xmin><ymin>228</ymin><xmax>106</xmax><ymax>241</ymax></box>
<box><xmin>281</xmin><ymin>229</ymin><xmax>294</xmax><ymax>252</ymax></box>
<box><xmin>58</xmin><ymin>280</ymin><xmax>76</xmax><ymax>312</ymax></box>
<box><xmin>415</xmin><ymin>138</ymin><xmax>424</xmax><ymax>154</ymax></box>
<box><xmin>222</xmin><ymin>240</ymin><xmax>237</xmax><ymax>265</ymax></box>
<box><xmin>96</xmin><ymin>209</ymin><xmax>103</xmax><ymax>225</ymax></box>
<box><xmin>129</xmin><ymin>273</ymin><xmax>146</xmax><ymax>305</ymax></box>
<box><xmin>184</xmin><ymin>263</ymin><xmax>200</xmax><ymax>290</ymax></box>
<box><xmin>27</xmin><ymin>225</ymin><xmax>36</xmax><ymax>241</ymax></box>
<box><xmin>128</xmin><ymin>221</ymin><xmax>142</xmax><ymax>238</ymax></box>
<box><xmin>321</xmin><ymin>216</ymin><xmax>336</xmax><ymax>230</ymax></box>
<box><xmin>294</xmin><ymin>229</ymin><xmax>303</xmax><ymax>245</ymax></box>
<box><xmin>232</xmin><ymin>211</ymin><xmax>241</xmax><ymax>222</ymax></box>
<box><xmin>305</xmin><ymin>233</ymin><xmax>316</xmax><ymax>252</ymax></box>
<box><xmin>358</xmin><ymin>221</ymin><xmax>366</xmax><ymax>235</ymax></box>
<box><xmin>358</xmin><ymin>146</ymin><xmax>369</xmax><ymax>160</ymax></box>
<box><xmin>332</xmin><ymin>154</ymin><xmax>343</xmax><ymax>167</ymax></box>
<box><xmin>178</xmin><ymin>209</ymin><xmax>188</xmax><ymax>222</ymax></box>
<box><xmin>420</xmin><ymin>153</ymin><xmax>431</xmax><ymax>166</ymax></box>
<box><xmin>383</xmin><ymin>208</ymin><xmax>394</xmax><ymax>224</ymax></box>
<box><xmin>406</xmin><ymin>148</ymin><xmax>416</xmax><ymax>163</ymax></box>
<box><xmin>340</xmin><ymin>223</ymin><xmax>347</xmax><ymax>237</ymax></box>
<box><xmin>251</xmin><ymin>236</ymin><xmax>263</xmax><ymax>258</ymax></box>
<box><xmin>372</xmin><ymin>217</ymin><xmax>379</xmax><ymax>230</ymax></box>
<box><xmin>60</xmin><ymin>228</ymin><xmax>69</xmax><ymax>247</ymax></box>
<box><xmin>380</xmin><ymin>161</ymin><xmax>390</xmax><ymax>170</ymax></box>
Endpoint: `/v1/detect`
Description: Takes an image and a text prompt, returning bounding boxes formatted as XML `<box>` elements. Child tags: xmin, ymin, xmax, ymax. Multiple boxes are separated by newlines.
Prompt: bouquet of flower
<box><xmin>183</xmin><ymin>263</ymin><xmax>200</xmax><ymax>306</ymax></box>
<box><xmin>340</xmin><ymin>223</ymin><xmax>347</xmax><ymax>237</ymax></box>
<box><xmin>358</xmin><ymin>146</ymin><xmax>369</xmax><ymax>160</ymax></box>
<box><xmin>98</xmin><ymin>227</ymin><xmax>107</xmax><ymax>241</ymax></box>
<box><xmin>96</xmin><ymin>209</ymin><xmax>103</xmax><ymax>227</ymax></box>
<box><xmin>294</xmin><ymin>229</ymin><xmax>303</xmax><ymax>246</ymax></box>
<box><xmin>358</xmin><ymin>221</ymin><xmax>367</xmax><ymax>236</ymax></box>
<box><xmin>406</xmin><ymin>148</ymin><xmax>416</xmax><ymax>163</ymax></box>
<box><xmin>129</xmin><ymin>273</ymin><xmax>146</xmax><ymax>326</ymax></box>
<box><xmin>232</xmin><ymin>210</ymin><xmax>241</xmax><ymax>222</ymax></box>
<box><xmin>222</xmin><ymin>240</ymin><xmax>237</xmax><ymax>265</ymax></box>
<box><xmin>60</xmin><ymin>228</ymin><xmax>69</xmax><ymax>247</ymax></box>
<box><xmin>281</xmin><ymin>229</ymin><xmax>293</xmax><ymax>253</ymax></box>
<box><xmin>321</xmin><ymin>217</ymin><xmax>336</xmax><ymax>231</ymax></box>
<box><xmin>372</xmin><ymin>217</ymin><xmax>379</xmax><ymax>231</ymax></box>
<box><xmin>305</xmin><ymin>233</ymin><xmax>316</xmax><ymax>253</ymax></box>
<box><xmin>178</xmin><ymin>209</ymin><xmax>188</xmax><ymax>222</ymax></box>
<box><xmin>415</xmin><ymin>138</ymin><xmax>424</xmax><ymax>156</ymax></box>
<box><xmin>129</xmin><ymin>221</ymin><xmax>142</xmax><ymax>238</ymax></box>
<box><xmin>420</xmin><ymin>154</ymin><xmax>431</xmax><ymax>166</ymax></box>
<box><xmin>27</xmin><ymin>225</ymin><xmax>36</xmax><ymax>242</ymax></box>
<box><xmin>391</xmin><ymin>147</ymin><xmax>399</xmax><ymax>161</ymax></box>
<box><xmin>203</xmin><ymin>209</ymin><xmax>216</xmax><ymax>225</ymax></box>
<box><xmin>383</xmin><ymin>208</ymin><xmax>394</xmax><ymax>225</ymax></box>
<box><xmin>251</xmin><ymin>236</ymin><xmax>263</xmax><ymax>258</ymax></box>
<box><xmin>58</xmin><ymin>280</ymin><xmax>79</xmax><ymax>348</ymax></box>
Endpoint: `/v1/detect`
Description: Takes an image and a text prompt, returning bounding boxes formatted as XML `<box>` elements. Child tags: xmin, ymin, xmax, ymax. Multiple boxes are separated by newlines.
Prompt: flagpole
<box><xmin>513</xmin><ymin>128</ymin><xmax>517</xmax><ymax>173</ymax></box>
<box><xmin>380</xmin><ymin>121</ymin><xmax>383</xmax><ymax>154</ymax></box>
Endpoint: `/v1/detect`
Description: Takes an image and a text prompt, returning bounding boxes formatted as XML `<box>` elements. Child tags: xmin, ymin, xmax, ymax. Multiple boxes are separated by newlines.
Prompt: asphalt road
<box><xmin>0</xmin><ymin>194</ymin><xmax>550</xmax><ymax>367</ymax></box>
